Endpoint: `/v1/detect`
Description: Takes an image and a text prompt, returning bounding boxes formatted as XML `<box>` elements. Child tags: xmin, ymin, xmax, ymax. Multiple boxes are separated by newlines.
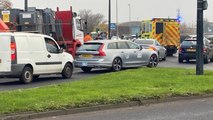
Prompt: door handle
<box><xmin>47</xmin><ymin>54</ymin><xmax>51</xmax><ymax>58</ymax></box>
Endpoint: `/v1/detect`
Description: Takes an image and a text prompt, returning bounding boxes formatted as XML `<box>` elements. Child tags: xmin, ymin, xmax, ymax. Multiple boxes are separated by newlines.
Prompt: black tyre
<box><xmin>147</xmin><ymin>54</ymin><xmax>158</xmax><ymax>68</ymax></box>
<box><xmin>178</xmin><ymin>58</ymin><xmax>183</xmax><ymax>63</ymax></box>
<box><xmin>112</xmin><ymin>57</ymin><xmax>122</xmax><ymax>72</ymax></box>
<box><xmin>20</xmin><ymin>66</ymin><xmax>33</xmax><ymax>84</ymax></box>
<box><xmin>204</xmin><ymin>56</ymin><xmax>209</xmax><ymax>64</ymax></box>
<box><xmin>62</xmin><ymin>63</ymin><xmax>73</xmax><ymax>78</ymax></box>
<box><xmin>81</xmin><ymin>67</ymin><xmax>92</xmax><ymax>73</ymax></box>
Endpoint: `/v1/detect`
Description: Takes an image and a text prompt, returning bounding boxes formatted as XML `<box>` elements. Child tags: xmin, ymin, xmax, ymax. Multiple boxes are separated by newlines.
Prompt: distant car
<box><xmin>74</xmin><ymin>40</ymin><xmax>159</xmax><ymax>72</ymax></box>
<box><xmin>134</xmin><ymin>39</ymin><xmax>167</xmax><ymax>61</ymax></box>
<box><xmin>178</xmin><ymin>37</ymin><xmax>213</xmax><ymax>63</ymax></box>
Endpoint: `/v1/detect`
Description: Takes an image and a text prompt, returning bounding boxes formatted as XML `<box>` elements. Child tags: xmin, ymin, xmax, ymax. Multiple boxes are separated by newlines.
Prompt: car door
<box><xmin>117</xmin><ymin>41</ymin><xmax>132</xmax><ymax>66</ymax></box>
<box><xmin>44</xmin><ymin>37</ymin><xmax>63</xmax><ymax>73</ymax></box>
<box><xmin>126</xmin><ymin>41</ymin><xmax>144</xmax><ymax>65</ymax></box>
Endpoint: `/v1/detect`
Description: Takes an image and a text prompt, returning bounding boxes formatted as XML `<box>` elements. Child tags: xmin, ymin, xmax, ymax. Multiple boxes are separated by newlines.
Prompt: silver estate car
<box><xmin>134</xmin><ymin>39</ymin><xmax>167</xmax><ymax>61</ymax></box>
<box><xmin>74</xmin><ymin>40</ymin><xmax>158</xmax><ymax>72</ymax></box>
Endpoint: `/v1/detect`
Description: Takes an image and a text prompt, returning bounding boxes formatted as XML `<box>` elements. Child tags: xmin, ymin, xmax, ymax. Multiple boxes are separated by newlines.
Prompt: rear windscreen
<box><xmin>135</xmin><ymin>40</ymin><xmax>153</xmax><ymax>45</ymax></box>
<box><xmin>181</xmin><ymin>40</ymin><xmax>197</xmax><ymax>46</ymax></box>
<box><xmin>78</xmin><ymin>43</ymin><xmax>102</xmax><ymax>51</ymax></box>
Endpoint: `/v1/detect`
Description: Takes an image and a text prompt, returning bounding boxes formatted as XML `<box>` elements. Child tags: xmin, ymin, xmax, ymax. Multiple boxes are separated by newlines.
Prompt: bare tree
<box><xmin>79</xmin><ymin>9</ymin><xmax>105</xmax><ymax>33</ymax></box>
<box><xmin>0</xmin><ymin>0</ymin><xmax>12</xmax><ymax>9</ymax></box>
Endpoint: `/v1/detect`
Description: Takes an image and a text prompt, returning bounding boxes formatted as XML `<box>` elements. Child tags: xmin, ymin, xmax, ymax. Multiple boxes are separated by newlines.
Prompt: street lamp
<box><xmin>128</xmin><ymin>4</ymin><xmax>131</xmax><ymax>21</ymax></box>
<box><xmin>108</xmin><ymin>0</ymin><xmax>111</xmax><ymax>39</ymax></box>
<box><xmin>116</xmin><ymin>0</ymin><xmax>119</xmax><ymax>39</ymax></box>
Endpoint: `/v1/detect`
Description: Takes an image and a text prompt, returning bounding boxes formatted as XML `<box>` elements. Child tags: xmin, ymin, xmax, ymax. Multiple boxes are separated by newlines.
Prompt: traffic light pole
<box><xmin>196</xmin><ymin>0</ymin><xmax>208</xmax><ymax>75</ymax></box>
<box><xmin>196</xmin><ymin>0</ymin><xmax>204</xmax><ymax>75</ymax></box>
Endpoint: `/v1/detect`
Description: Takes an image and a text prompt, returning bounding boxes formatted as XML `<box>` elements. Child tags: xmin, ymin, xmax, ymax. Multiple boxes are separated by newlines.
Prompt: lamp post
<box><xmin>108</xmin><ymin>0</ymin><xmax>111</xmax><ymax>39</ymax></box>
<box><xmin>128</xmin><ymin>4</ymin><xmax>131</xmax><ymax>21</ymax></box>
<box><xmin>116</xmin><ymin>0</ymin><xmax>119</xmax><ymax>39</ymax></box>
<box><xmin>25</xmin><ymin>0</ymin><xmax>28</xmax><ymax>11</ymax></box>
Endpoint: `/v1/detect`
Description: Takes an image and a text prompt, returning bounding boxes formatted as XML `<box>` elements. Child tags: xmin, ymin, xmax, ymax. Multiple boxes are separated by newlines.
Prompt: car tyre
<box><xmin>20</xmin><ymin>66</ymin><xmax>33</xmax><ymax>84</ymax></box>
<box><xmin>178</xmin><ymin>58</ymin><xmax>183</xmax><ymax>63</ymax></box>
<box><xmin>112</xmin><ymin>57</ymin><xmax>122</xmax><ymax>72</ymax></box>
<box><xmin>147</xmin><ymin>54</ymin><xmax>158</xmax><ymax>68</ymax></box>
<box><xmin>81</xmin><ymin>67</ymin><xmax>92</xmax><ymax>73</ymax></box>
<box><xmin>204</xmin><ymin>56</ymin><xmax>209</xmax><ymax>64</ymax></box>
<box><xmin>62</xmin><ymin>63</ymin><xmax>73</xmax><ymax>78</ymax></box>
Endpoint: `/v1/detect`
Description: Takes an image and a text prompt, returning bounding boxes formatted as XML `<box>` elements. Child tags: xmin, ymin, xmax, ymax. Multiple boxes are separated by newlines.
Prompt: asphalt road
<box><xmin>34</xmin><ymin>97</ymin><xmax>213</xmax><ymax>120</ymax></box>
<box><xmin>0</xmin><ymin>55</ymin><xmax>213</xmax><ymax>91</ymax></box>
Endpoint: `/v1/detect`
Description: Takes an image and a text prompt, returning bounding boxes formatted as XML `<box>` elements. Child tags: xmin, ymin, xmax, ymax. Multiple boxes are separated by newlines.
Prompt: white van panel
<box><xmin>0</xmin><ymin>35</ymin><xmax>11</xmax><ymax>72</ymax></box>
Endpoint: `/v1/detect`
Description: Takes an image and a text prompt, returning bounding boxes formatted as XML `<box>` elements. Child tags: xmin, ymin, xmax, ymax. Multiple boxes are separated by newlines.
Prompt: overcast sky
<box><xmin>10</xmin><ymin>0</ymin><xmax>213</xmax><ymax>25</ymax></box>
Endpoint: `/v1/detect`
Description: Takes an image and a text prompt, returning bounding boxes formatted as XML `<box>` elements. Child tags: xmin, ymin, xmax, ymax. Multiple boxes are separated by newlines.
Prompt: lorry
<box><xmin>0</xmin><ymin>6</ymin><xmax>86</xmax><ymax>57</ymax></box>
<box><xmin>141</xmin><ymin>18</ymin><xmax>180</xmax><ymax>56</ymax></box>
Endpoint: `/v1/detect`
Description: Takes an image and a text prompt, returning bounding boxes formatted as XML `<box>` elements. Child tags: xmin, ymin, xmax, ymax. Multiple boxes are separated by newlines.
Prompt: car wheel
<box><xmin>112</xmin><ymin>57</ymin><xmax>122</xmax><ymax>72</ymax></box>
<box><xmin>178</xmin><ymin>58</ymin><xmax>183</xmax><ymax>63</ymax></box>
<box><xmin>81</xmin><ymin>67</ymin><xmax>92</xmax><ymax>73</ymax></box>
<box><xmin>20</xmin><ymin>66</ymin><xmax>33</xmax><ymax>84</ymax></box>
<box><xmin>211</xmin><ymin>56</ymin><xmax>213</xmax><ymax>62</ymax></box>
<box><xmin>162</xmin><ymin>53</ymin><xmax>167</xmax><ymax>61</ymax></box>
<box><xmin>204</xmin><ymin>56</ymin><xmax>210</xmax><ymax>64</ymax></box>
<box><xmin>147</xmin><ymin>54</ymin><xmax>158</xmax><ymax>68</ymax></box>
<box><xmin>62</xmin><ymin>63</ymin><xmax>73</xmax><ymax>78</ymax></box>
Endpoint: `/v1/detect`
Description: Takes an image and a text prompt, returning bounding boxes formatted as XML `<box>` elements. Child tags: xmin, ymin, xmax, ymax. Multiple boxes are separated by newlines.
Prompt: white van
<box><xmin>0</xmin><ymin>32</ymin><xmax>74</xmax><ymax>83</ymax></box>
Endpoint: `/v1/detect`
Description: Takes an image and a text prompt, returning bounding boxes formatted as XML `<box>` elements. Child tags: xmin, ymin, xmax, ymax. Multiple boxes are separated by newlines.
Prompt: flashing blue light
<box><xmin>177</xmin><ymin>16</ymin><xmax>182</xmax><ymax>22</ymax></box>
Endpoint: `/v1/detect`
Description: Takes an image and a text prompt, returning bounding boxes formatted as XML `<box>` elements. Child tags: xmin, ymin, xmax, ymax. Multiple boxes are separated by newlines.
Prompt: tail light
<box><xmin>98</xmin><ymin>44</ymin><xmax>106</xmax><ymax>56</ymax></box>
<box><xmin>10</xmin><ymin>42</ymin><xmax>16</xmax><ymax>61</ymax></box>
<box><xmin>179</xmin><ymin>48</ymin><xmax>183</xmax><ymax>53</ymax></box>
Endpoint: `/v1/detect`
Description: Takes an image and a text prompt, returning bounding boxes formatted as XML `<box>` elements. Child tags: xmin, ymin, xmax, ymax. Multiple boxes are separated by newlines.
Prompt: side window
<box><xmin>127</xmin><ymin>42</ymin><xmax>140</xmax><ymax>49</ymax></box>
<box><xmin>108</xmin><ymin>42</ymin><xmax>117</xmax><ymax>49</ymax></box>
<box><xmin>117</xmin><ymin>42</ymin><xmax>129</xmax><ymax>49</ymax></box>
<box><xmin>155</xmin><ymin>40</ymin><xmax>161</xmax><ymax>46</ymax></box>
<box><xmin>45</xmin><ymin>38</ymin><xmax>59</xmax><ymax>53</ymax></box>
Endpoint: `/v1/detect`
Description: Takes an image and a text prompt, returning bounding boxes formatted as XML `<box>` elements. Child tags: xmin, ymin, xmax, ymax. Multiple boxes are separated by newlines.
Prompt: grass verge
<box><xmin>1</xmin><ymin>67</ymin><xmax>213</xmax><ymax>115</ymax></box>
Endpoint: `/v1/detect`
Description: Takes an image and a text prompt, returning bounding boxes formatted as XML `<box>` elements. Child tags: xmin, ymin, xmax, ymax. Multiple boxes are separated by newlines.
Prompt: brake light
<box><xmin>10</xmin><ymin>42</ymin><xmax>16</xmax><ymax>61</ymax></box>
<box><xmin>98</xmin><ymin>44</ymin><xmax>106</xmax><ymax>56</ymax></box>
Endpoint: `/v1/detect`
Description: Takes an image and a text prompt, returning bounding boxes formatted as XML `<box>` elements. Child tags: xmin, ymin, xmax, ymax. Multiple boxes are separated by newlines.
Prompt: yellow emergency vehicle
<box><xmin>141</xmin><ymin>18</ymin><xmax>180</xmax><ymax>56</ymax></box>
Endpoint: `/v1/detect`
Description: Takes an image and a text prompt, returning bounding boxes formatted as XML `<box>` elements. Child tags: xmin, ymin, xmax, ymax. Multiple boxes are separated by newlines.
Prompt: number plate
<box><xmin>187</xmin><ymin>49</ymin><xmax>196</xmax><ymax>52</ymax></box>
<box><xmin>82</xmin><ymin>61</ymin><xmax>87</xmax><ymax>66</ymax></box>
<box><xmin>81</xmin><ymin>54</ymin><xmax>93</xmax><ymax>58</ymax></box>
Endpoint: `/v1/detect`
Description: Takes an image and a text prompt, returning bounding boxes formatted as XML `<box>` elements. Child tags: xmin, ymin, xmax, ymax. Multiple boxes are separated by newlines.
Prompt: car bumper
<box><xmin>179</xmin><ymin>53</ymin><xmax>208</xmax><ymax>60</ymax></box>
<box><xmin>0</xmin><ymin>64</ymin><xmax>25</xmax><ymax>77</ymax></box>
<box><xmin>74</xmin><ymin>59</ymin><xmax>112</xmax><ymax>68</ymax></box>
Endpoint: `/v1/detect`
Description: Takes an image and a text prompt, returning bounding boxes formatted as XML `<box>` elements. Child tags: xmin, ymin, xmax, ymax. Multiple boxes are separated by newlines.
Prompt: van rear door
<box><xmin>0</xmin><ymin>35</ymin><xmax>11</xmax><ymax>72</ymax></box>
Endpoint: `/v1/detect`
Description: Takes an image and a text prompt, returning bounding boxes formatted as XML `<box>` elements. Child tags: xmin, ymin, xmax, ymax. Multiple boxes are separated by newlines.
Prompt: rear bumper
<box><xmin>0</xmin><ymin>64</ymin><xmax>25</xmax><ymax>77</ymax></box>
<box><xmin>74</xmin><ymin>60</ymin><xmax>112</xmax><ymax>68</ymax></box>
<box><xmin>179</xmin><ymin>53</ymin><xmax>208</xmax><ymax>60</ymax></box>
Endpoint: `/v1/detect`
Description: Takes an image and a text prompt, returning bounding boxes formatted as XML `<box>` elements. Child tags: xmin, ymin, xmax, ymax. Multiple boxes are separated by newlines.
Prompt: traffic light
<box><xmin>198</xmin><ymin>0</ymin><xmax>208</xmax><ymax>10</ymax></box>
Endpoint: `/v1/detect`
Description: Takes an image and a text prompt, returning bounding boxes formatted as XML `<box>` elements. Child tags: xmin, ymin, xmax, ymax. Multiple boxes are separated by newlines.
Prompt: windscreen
<box><xmin>181</xmin><ymin>40</ymin><xmax>197</xmax><ymax>46</ymax></box>
<box><xmin>134</xmin><ymin>40</ymin><xmax>153</xmax><ymax>45</ymax></box>
<box><xmin>78</xmin><ymin>43</ymin><xmax>102</xmax><ymax>51</ymax></box>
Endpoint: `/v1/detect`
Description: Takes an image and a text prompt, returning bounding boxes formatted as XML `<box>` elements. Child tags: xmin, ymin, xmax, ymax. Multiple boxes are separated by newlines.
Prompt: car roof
<box><xmin>135</xmin><ymin>39</ymin><xmax>156</xmax><ymax>41</ymax></box>
<box><xmin>85</xmin><ymin>39</ymin><xmax>130</xmax><ymax>44</ymax></box>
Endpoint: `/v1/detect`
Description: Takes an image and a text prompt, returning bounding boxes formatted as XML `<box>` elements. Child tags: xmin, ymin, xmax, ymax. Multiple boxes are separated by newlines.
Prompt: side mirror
<box><xmin>139</xmin><ymin>45</ymin><xmax>143</xmax><ymax>50</ymax></box>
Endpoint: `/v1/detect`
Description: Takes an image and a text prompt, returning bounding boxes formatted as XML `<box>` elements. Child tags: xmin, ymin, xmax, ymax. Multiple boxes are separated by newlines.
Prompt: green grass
<box><xmin>1</xmin><ymin>67</ymin><xmax>213</xmax><ymax>115</ymax></box>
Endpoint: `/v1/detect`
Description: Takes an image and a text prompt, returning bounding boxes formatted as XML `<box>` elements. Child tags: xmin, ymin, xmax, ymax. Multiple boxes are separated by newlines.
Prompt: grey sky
<box><xmin>10</xmin><ymin>0</ymin><xmax>213</xmax><ymax>24</ymax></box>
